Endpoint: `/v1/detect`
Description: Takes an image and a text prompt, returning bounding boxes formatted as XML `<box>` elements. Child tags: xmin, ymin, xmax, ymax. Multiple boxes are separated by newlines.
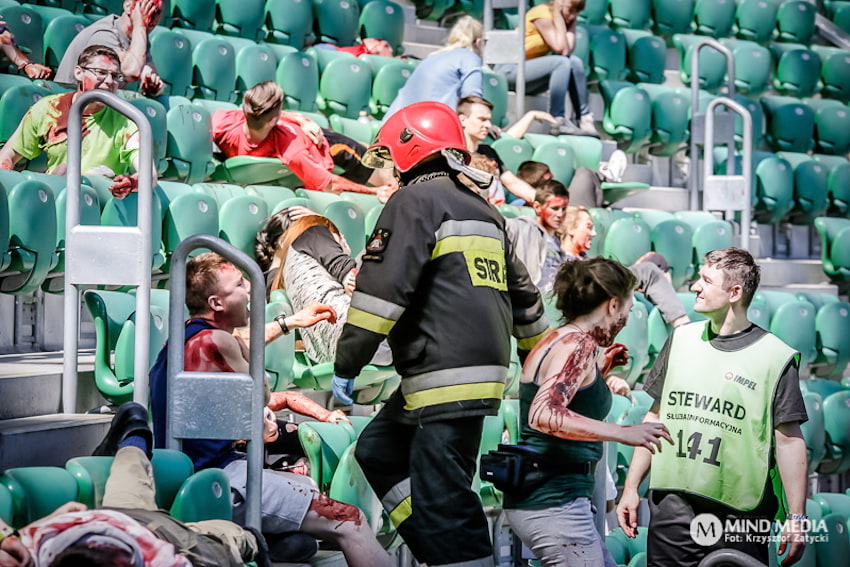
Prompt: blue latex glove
<box><xmin>332</xmin><ymin>375</ymin><xmax>355</xmax><ymax>405</ymax></box>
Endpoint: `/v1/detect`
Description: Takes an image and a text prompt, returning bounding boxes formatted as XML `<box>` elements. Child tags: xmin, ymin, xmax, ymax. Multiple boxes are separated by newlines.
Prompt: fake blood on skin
<box><xmin>311</xmin><ymin>495</ymin><xmax>362</xmax><ymax>528</ymax></box>
<box><xmin>185</xmin><ymin>331</ymin><xmax>236</xmax><ymax>373</ymax></box>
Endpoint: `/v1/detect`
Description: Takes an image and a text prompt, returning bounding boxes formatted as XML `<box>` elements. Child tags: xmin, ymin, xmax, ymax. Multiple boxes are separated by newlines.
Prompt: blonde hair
<box><xmin>435</xmin><ymin>16</ymin><xmax>483</xmax><ymax>54</ymax></box>
<box><xmin>270</xmin><ymin>215</ymin><xmax>341</xmax><ymax>291</ymax></box>
<box><xmin>562</xmin><ymin>205</ymin><xmax>591</xmax><ymax>233</ymax></box>
<box><xmin>242</xmin><ymin>81</ymin><xmax>283</xmax><ymax>129</ymax></box>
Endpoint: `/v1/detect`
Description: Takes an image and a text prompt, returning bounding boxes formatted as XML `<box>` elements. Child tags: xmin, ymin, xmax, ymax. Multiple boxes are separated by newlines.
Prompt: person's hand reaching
<box><xmin>109</xmin><ymin>174</ymin><xmax>138</xmax><ymax>199</ymax></box>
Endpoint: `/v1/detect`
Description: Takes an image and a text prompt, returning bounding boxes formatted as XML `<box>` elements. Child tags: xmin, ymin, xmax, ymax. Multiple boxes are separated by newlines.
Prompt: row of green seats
<box><xmin>1</xmin><ymin>449</ymin><xmax>231</xmax><ymax>528</ymax></box>
<box><xmin>800</xmin><ymin>379</ymin><xmax>850</xmax><ymax>475</ymax></box>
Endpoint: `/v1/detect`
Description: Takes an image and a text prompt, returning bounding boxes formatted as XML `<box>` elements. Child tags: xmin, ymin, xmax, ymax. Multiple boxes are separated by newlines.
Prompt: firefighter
<box><xmin>331</xmin><ymin>101</ymin><xmax>549</xmax><ymax>567</ymax></box>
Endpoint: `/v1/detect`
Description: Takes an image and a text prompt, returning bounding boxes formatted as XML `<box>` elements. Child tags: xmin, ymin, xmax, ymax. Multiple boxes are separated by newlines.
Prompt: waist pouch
<box><xmin>479</xmin><ymin>444</ymin><xmax>594</xmax><ymax>493</ymax></box>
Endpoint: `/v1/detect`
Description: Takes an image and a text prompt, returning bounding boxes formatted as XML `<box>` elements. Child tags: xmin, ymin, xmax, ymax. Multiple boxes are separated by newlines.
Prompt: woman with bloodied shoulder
<box><xmin>503</xmin><ymin>258</ymin><xmax>673</xmax><ymax>566</ymax></box>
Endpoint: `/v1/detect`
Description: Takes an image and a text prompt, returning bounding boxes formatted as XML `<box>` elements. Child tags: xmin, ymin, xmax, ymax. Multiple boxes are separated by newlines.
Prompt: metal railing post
<box><xmin>483</xmin><ymin>0</ymin><xmax>525</xmax><ymax>120</ymax></box>
<box><xmin>703</xmin><ymin>97</ymin><xmax>753</xmax><ymax>252</ymax></box>
<box><xmin>166</xmin><ymin>234</ymin><xmax>265</xmax><ymax>532</ymax></box>
<box><xmin>63</xmin><ymin>91</ymin><xmax>154</xmax><ymax>413</ymax></box>
<box><xmin>689</xmin><ymin>38</ymin><xmax>736</xmax><ymax>211</ymax></box>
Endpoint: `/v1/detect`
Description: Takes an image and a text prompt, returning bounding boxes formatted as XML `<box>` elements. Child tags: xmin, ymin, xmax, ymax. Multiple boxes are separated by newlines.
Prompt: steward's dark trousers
<box><xmin>354</xmin><ymin>406</ymin><xmax>494</xmax><ymax>567</ymax></box>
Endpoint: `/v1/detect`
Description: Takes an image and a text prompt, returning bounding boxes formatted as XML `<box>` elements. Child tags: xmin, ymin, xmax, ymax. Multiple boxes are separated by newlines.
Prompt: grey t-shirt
<box><xmin>55</xmin><ymin>15</ymin><xmax>130</xmax><ymax>84</ymax></box>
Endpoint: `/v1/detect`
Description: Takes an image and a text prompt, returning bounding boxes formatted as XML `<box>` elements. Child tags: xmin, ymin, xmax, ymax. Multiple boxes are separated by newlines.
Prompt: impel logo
<box><xmin>690</xmin><ymin>514</ymin><xmax>723</xmax><ymax>546</ymax></box>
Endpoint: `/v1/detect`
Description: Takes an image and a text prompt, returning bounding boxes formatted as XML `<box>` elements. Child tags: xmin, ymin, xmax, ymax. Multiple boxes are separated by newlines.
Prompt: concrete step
<box><xmin>759</xmin><ymin>259</ymin><xmax>830</xmax><ymax>288</ymax></box>
<box><xmin>0</xmin><ymin>350</ymin><xmax>105</xmax><ymax>419</ymax></box>
<box><xmin>0</xmin><ymin>413</ymin><xmax>113</xmax><ymax>469</ymax></box>
<box><xmin>613</xmin><ymin>186</ymin><xmax>689</xmax><ymax>211</ymax></box>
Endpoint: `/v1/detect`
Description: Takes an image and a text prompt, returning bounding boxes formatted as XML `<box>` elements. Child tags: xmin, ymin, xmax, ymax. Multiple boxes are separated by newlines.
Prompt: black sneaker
<box><xmin>92</xmin><ymin>402</ymin><xmax>153</xmax><ymax>458</ymax></box>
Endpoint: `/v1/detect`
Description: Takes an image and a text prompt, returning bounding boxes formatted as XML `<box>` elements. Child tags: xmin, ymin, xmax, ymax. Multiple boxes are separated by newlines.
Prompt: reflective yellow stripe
<box><xmin>403</xmin><ymin>382</ymin><xmax>505</xmax><ymax>410</ymax></box>
<box><xmin>389</xmin><ymin>496</ymin><xmax>413</xmax><ymax>527</ymax></box>
<box><xmin>431</xmin><ymin>235</ymin><xmax>503</xmax><ymax>259</ymax></box>
<box><xmin>347</xmin><ymin>307</ymin><xmax>395</xmax><ymax>335</ymax></box>
<box><xmin>518</xmin><ymin>329</ymin><xmax>549</xmax><ymax>351</ymax></box>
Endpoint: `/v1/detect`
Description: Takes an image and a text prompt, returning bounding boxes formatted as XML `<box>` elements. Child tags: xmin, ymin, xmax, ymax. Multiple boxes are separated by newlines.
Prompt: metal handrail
<box><xmin>703</xmin><ymin>96</ymin><xmax>753</xmax><ymax>252</ymax></box>
<box><xmin>689</xmin><ymin>37</ymin><xmax>736</xmax><ymax>209</ymax></box>
<box><xmin>166</xmin><ymin>234</ymin><xmax>265</xmax><ymax>531</ymax></box>
<box><xmin>63</xmin><ymin>90</ymin><xmax>154</xmax><ymax>412</ymax></box>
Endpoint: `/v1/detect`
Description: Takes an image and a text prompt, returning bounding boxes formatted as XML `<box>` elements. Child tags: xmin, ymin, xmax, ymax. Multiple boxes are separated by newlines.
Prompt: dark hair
<box><xmin>703</xmin><ymin>247</ymin><xmax>760</xmax><ymax>307</ymax></box>
<box><xmin>185</xmin><ymin>252</ymin><xmax>234</xmax><ymax>316</ymax></box>
<box><xmin>534</xmin><ymin>179</ymin><xmax>568</xmax><ymax>205</ymax></box>
<box><xmin>516</xmin><ymin>160</ymin><xmax>552</xmax><ymax>188</ymax></box>
<box><xmin>456</xmin><ymin>95</ymin><xmax>493</xmax><ymax>116</ymax></box>
<box><xmin>49</xmin><ymin>543</ymin><xmax>135</xmax><ymax>567</ymax></box>
<box><xmin>77</xmin><ymin>45</ymin><xmax>120</xmax><ymax>68</ymax></box>
<box><xmin>255</xmin><ymin>210</ymin><xmax>293</xmax><ymax>273</ymax></box>
<box><xmin>553</xmin><ymin>258</ymin><xmax>637</xmax><ymax>323</ymax></box>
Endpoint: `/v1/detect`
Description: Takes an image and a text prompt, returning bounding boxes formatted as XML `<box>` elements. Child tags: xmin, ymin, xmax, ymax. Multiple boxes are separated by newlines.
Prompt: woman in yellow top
<box><xmin>494</xmin><ymin>0</ymin><xmax>595</xmax><ymax>136</ymax></box>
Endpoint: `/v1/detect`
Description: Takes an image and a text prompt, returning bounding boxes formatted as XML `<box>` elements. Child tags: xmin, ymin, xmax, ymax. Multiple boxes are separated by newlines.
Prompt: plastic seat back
<box><xmin>531</xmin><ymin>140</ymin><xmax>576</xmax><ymax>186</ymax></box>
<box><xmin>164</xmin><ymin>103</ymin><xmax>215</xmax><ymax>183</ymax></box>
<box><xmin>622</xmin><ymin>29</ymin><xmax>666</xmax><ymax>84</ymax></box>
<box><xmin>778</xmin><ymin>152</ymin><xmax>830</xmax><ymax>225</ymax></box>
<box><xmin>247</xmin><ymin>185</ymin><xmax>296</xmax><ymax>211</ymax></box>
<box><xmin>609</xmin><ymin>0</ymin><xmax>650</xmax><ymax>30</ymax></box>
<box><xmin>600</xmin><ymin>80</ymin><xmax>652</xmax><ymax>153</ymax></box>
<box><xmin>278</xmin><ymin>51</ymin><xmax>319</xmax><ymax>112</ymax></box>
<box><xmin>813</xmin><ymin>105</ymin><xmax>850</xmax><ymax>155</ymax></box>
<box><xmin>482</xmin><ymin>67</ymin><xmax>509</xmax><ymax>128</ymax></box>
<box><xmin>813</xmin><ymin>300</ymin><xmax>850</xmax><ymax>379</ymax></box>
<box><xmin>150</xmin><ymin>28</ymin><xmax>194</xmax><ymax>97</ymax></box>
<box><xmin>580</xmin><ymin>0</ymin><xmax>608</xmax><ymax>25</ymax></box>
<box><xmin>773</xmin><ymin>46</ymin><xmax>821</xmax><ymax>98</ymax></box>
<box><xmin>83</xmin><ymin>289</ymin><xmax>137</xmax><ymax>403</ymax></box>
<box><xmin>801</xmin><ymin>393</ymin><xmax>827</xmax><ymax>473</ymax></box>
<box><xmin>735</xmin><ymin>0</ymin><xmax>778</xmax><ymax>43</ymax></box>
<box><xmin>265</xmin><ymin>301</ymin><xmax>295</xmax><ymax>391</ymax></box>
<box><xmin>776</xmin><ymin>0</ymin><xmax>816</xmax><ymax>45</ymax></box>
<box><xmin>161</xmin><ymin>191</ymin><xmax>219</xmax><ymax>257</ymax></box>
<box><xmin>233</xmin><ymin>44</ymin><xmax>277</xmax><ymax>97</ymax></box>
<box><xmin>128</xmin><ymin>97</ymin><xmax>168</xmax><ymax>175</ymax></box>
<box><xmin>675</xmin><ymin>33</ymin><xmax>727</xmax><ymax>91</ymax></box>
<box><xmin>639</xmin><ymin>83</ymin><xmax>690</xmax><ymax>157</ymax></box>
<box><xmin>0</xmin><ymin>84</ymin><xmax>50</xmax><ymax>144</ymax></box>
<box><xmin>264</xmin><ymin>0</ymin><xmax>314</xmax><ymax>48</ymax></box>
<box><xmin>0</xmin><ymin>467</ymin><xmax>78</xmax><ymax>527</ymax></box>
<box><xmin>192</xmin><ymin>36</ymin><xmax>236</xmax><ymax>102</ymax></box>
<box><xmin>768</xmin><ymin>295</ymin><xmax>817</xmax><ymax>369</ymax></box>
<box><xmin>650</xmin><ymin>219</ymin><xmax>693</xmax><ymax>288</ymax></box>
<box><xmin>491</xmin><ymin>136</ymin><xmax>533</xmax><ymax>174</ymax></box>
<box><xmin>320</xmin><ymin>57</ymin><xmax>371</xmax><ymax>118</ymax></box>
<box><xmin>761</xmin><ymin>96</ymin><xmax>815</xmax><ymax>153</ymax></box>
<box><xmin>612</xmin><ymin>298</ymin><xmax>650</xmax><ymax>385</ymax></box>
<box><xmin>324</xmin><ymin>200</ymin><xmax>366</xmax><ymax>256</ymax></box>
<box><xmin>603</xmin><ymin>217</ymin><xmax>652</xmax><ymax>266</ymax></box>
<box><xmin>339</xmin><ymin>191</ymin><xmax>381</xmax><ymax>216</ymax></box>
<box><xmin>0</xmin><ymin>179</ymin><xmax>57</xmax><ymax>294</ymax></box>
<box><xmin>170</xmin><ymin>468</ymin><xmax>233</xmax><ymax>522</ymax></box>
<box><xmin>314</xmin><ymin>0</ymin><xmax>360</xmax><ymax>46</ymax></box>
<box><xmin>587</xmin><ymin>25</ymin><xmax>627</xmax><ymax>80</ymax></box>
<box><xmin>814</xmin><ymin>217</ymin><xmax>850</xmax><ymax>281</ymax></box>
<box><xmin>370</xmin><ymin>61</ymin><xmax>412</xmax><ymax>118</ymax></box>
<box><xmin>65</xmin><ymin>456</ymin><xmax>113</xmax><ymax>508</ymax></box>
<box><xmin>215</xmin><ymin>0</ymin><xmax>264</xmax><ymax>39</ymax></box>
<box><xmin>815</xmin><ymin>46</ymin><xmax>850</xmax><ymax>103</ymax></box>
<box><xmin>359</xmin><ymin>0</ymin><xmax>404</xmax><ymax>54</ymax></box>
<box><xmin>298</xmin><ymin>421</ymin><xmax>355</xmax><ymax>493</ymax></box>
<box><xmin>730</xmin><ymin>41</ymin><xmax>771</xmax><ymax>96</ymax></box>
<box><xmin>1</xmin><ymin>5</ymin><xmax>43</xmax><ymax>65</ymax></box>
<box><xmin>651</xmin><ymin>0</ymin><xmax>694</xmax><ymax>36</ymax></box>
<box><xmin>328</xmin><ymin>443</ymin><xmax>387</xmax><ymax>535</ymax></box>
<box><xmin>172</xmin><ymin>0</ymin><xmax>215</xmax><ymax>30</ymax></box>
<box><xmin>694</xmin><ymin>0</ymin><xmax>735</xmax><ymax>38</ymax></box>
<box><xmin>218</xmin><ymin>194</ymin><xmax>269</xmax><ymax>257</ymax></box>
<box><xmin>43</xmin><ymin>14</ymin><xmax>89</xmax><ymax>67</ymax></box>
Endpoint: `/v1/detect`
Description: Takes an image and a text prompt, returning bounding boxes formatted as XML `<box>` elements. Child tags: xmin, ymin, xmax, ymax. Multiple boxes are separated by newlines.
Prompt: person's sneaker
<box><xmin>579</xmin><ymin>113</ymin><xmax>599</xmax><ymax>137</ymax></box>
<box><xmin>599</xmin><ymin>149</ymin><xmax>628</xmax><ymax>183</ymax></box>
<box><xmin>92</xmin><ymin>402</ymin><xmax>153</xmax><ymax>458</ymax></box>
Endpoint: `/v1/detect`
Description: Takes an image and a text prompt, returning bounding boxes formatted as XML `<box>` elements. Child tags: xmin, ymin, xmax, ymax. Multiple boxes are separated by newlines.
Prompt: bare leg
<box><xmin>299</xmin><ymin>494</ymin><xmax>393</xmax><ymax>567</ymax></box>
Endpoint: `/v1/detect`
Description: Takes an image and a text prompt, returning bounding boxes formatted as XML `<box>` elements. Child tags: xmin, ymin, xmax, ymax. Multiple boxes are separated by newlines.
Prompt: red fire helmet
<box><xmin>362</xmin><ymin>101</ymin><xmax>470</xmax><ymax>173</ymax></box>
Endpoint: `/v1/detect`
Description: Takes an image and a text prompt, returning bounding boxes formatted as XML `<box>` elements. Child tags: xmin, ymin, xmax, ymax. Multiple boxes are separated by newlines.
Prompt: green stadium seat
<box><xmin>674</xmin><ymin>33</ymin><xmax>728</xmax><ymax>91</ymax></box>
<box><xmin>734</xmin><ymin>0</ymin><xmax>778</xmax><ymax>43</ymax></box>
<box><xmin>651</xmin><ymin>0</ymin><xmax>694</xmax><ymax>36</ymax></box>
<box><xmin>158</xmin><ymin>187</ymin><xmax>219</xmax><ymax>269</ymax></box>
<box><xmin>413</xmin><ymin>0</ymin><xmax>455</xmax><ymax>21</ymax></box>
<box><xmin>771</xmin><ymin>44</ymin><xmax>820</xmax><ymax>98</ymax></box>
<box><xmin>800</xmin><ymin>392</ymin><xmax>827</xmax><ymax>473</ymax></box>
<box><xmin>295</xmin><ymin>187</ymin><xmax>342</xmax><ymax>212</ymax></box>
<box><xmin>64</xmin><ymin>456</ymin><xmax>112</xmax><ymax>508</ymax></box>
<box><xmin>482</xmin><ymin>67</ymin><xmax>509</xmax><ymax>128</ymax></box>
<box><xmin>805</xmin><ymin>100</ymin><xmax>850</xmax><ymax>156</ymax></box>
<box><xmin>273</xmin><ymin>196</ymin><xmax>313</xmax><ymax>215</ymax></box>
<box><xmin>0</xmin><ymin>179</ymin><xmax>56</xmax><ymax>294</ymax></box>
<box><xmin>693</xmin><ymin>0</ymin><xmax>735</xmax><ymax>38</ymax></box>
<box><xmin>164</xmin><ymin>103</ymin><xmax>216</xmax><ymax>183</ymax></box>
<box><xmin>776</xmin><ymin>152</ymin><xmax>830</xmax><ymax>225</ymax></box>
<box><xmin>364</xmin><ymin>203</ymin><xmax>383</xmax><ymax>236</ymax></box>
<box><xmin>609</xmin><ymin>0</ymin><xmax>650</xmax><ymax>29</ymax></box>
<box><xmin>307</xmin><ymin>45</ymin><xmax>355</xmax><ymax>73</ymax></box>
<box><xmin>217</xmin><ymin>194</ymin><xmax>268</xmax><ymax>257</ymax></box>
<box><xmin>215</xmin><ymin>0</ymin><xmax>264</xmax><ymax>40</ymax></box>
<box><xmin>324</xmin><ymin>199</ymin><xmax>366</xmax><ymax>256</ymax></box>
<box><xmin>673</xmin><ymin>211</ymin><xmax>734</xmax><ymax>266</ymax></box>
<box><xmin>190</xmin><ymin>99</ymin><xmax>238</xmax><ymax>115</ymax></box>
<box><xmin>722</xmin><ymin>39</ymin><xmax>771</xmax><ymax>95</ymax></box>
<box><xmin>82</xmin><ymin>0</ymin><xmax>123</xmax><ymax>15</ymax></box>
<box><xmin>775</xmin><ymin>0</ymin><xmax>816</xmax><ymax>45</ymax></box>
<box><xmin>557</xmin><ymin>135</ymin><xmax>604</xmax><ymax>170</ymax></box>
<box><xmin>813</xmin><ymin>45</ymin><xmax>850</xmax><ymax>103</ymax></box>
<box><xmin>264</xmin><ymin>0</ymin><xmax>314</xmax><ymax>48</ymax></box>
<box><xmin>761</xmin><ymin>96</ymin><xmax>815</xmax><ymax>153</ymax></box>
<box><xmin>247</xmin><ymin>185</ymin><xmax>296</xmax><ymax>211</ymax></box>
<box><xmin>622</xmin><ymin>29</ymin><xmax>666</xmax><ymax>84</ymax></box>
<box><xmin>0</xmin><ymin>83</ymin><xmax>50</xmax><ymax>144</ymax></box>
<box><xmin>220</xmin><ymin>40</ymin><xmax>277</xmax><ymax>98</ymax></box>
<box><xmin>337</xmin><ymin>191</ymin><xmax>379</xmax><ymax>216</ymax></box>
<box><xmin>587</xmin><ymin>25</ymin><xmax>628</xmax><ymax>80</ymax></box>
<box><xmin>190</xmin><ymin>35</ymin><xmax>237</xmax><ymax>102</ymax></box>
<box><xmin>814</xmin><ymin>217</ymin><xmax>850</xmax><ymax>282</ymax></box>
<box><xmin>808</xmin><ymin>298</ymin><xmax>850</xmax><ymax>380</ymax></box>
<box><xmin>82</xmin><ymin>289</ymin><xmax>136</xmax><ymax>404</ymax></box>
<box><xmin>588</xmin><ymin>207</ymin><xmax>626</xmax><ymax>258</ymax></box>
<box><xmin>265</xmin><ymin>301</ymin><xmax>295</xmax><ymax>391</ymax></box>
<box><xmin>746</xmin><ymin>151</ymin><xmax>795</xmax><ymax>224</ymax></box>
<box><xmin>812</xmin><ymin>154</ymin><xmax>850</xmax><ymax>216</ymax></box>
<box><xmin>822</xmin><ymin>390</ymin><xmax>850</xmax><ymax>474</ymax></box>
<box><xmin>491</xmin><ymin>136</ymin><xmax>534</xmax><ymax>173</ymax></box>
<box><xmin>328</xmin><ymin>115</ymin><xmax>378</xmax><ymax>145</ymax></box>
<box><xmin>605</xmin><ymin>531</ymin><xmax>629</xmax><ymax>565</ymax></box>
<box><xmin>44</xmin><ymin>183</ymin><xmax>100</xmax><ymax>291</ymax></box>
<box><xmin>369</xmin><ymin>61</ymin><xmax>412</xmax><ymax>118</ymax></box>
<box><xmin>171</xmin><ymin>0</ymin><xmax>215</xmax><ymax>30</ymax></box>
<box><xmin>604</xmin><ymin>217</ymin><xmax>652</xmax><ymax>266</ymax></box>
<box><xmin>612</xmin><ymin>299</ymin><xmax>649</xmax><ymax>385</ymax></box>
<box><xmin>727</xmin><ymin>93</ymin><xmax>764</xmax><ymax>149</ymax></box>
<box><xmin>170</xmin><ymin>468</ymin><xmax>233</xmax><ymax>522</ymax></box>
<box><xmin>599</xmin><ymin>80</ymin><xmax>652</xmax><ymax>153</ymax></box>
<box><xmin>149</xmin><ymin>28</ymin><xmax>193</xmax><ymax>97</ymax></box>
<box><xmin>0</xmin><ymin>5</ymin><xmax>43</xmax><ymax>66</ymax></box>
<box><xmin>359</xmin><ymin>0</ymin><xmax>404</xmax><ymax>55</ymax></box>
<box><xmin>834</xmin><ymin>2</ymin><xmax>850</xmax><ymax>33</ymax></box>
<box><xmin>632</xmin><ymin>209</ymin><xmax>694</xmax><ymax>288</ymax></box>
<box><xmin>812</xmin><ymin>492</ymin><xmax>850</xmax><ymax>518</ymax></box>
<box><xmin>42</xmin><ymin>14</ymin><xmax>89</xmax><ymax>68</ymax></box>
<box><xmin>314</xmin><ymin>0</ymin><xmax>360</xmax><ymax>46</ymax></box>
<box><xmin>573</xmin><ymin>24</ymin><xmax>590</xmax><ymax>67</ymax></box>
<box><xmin>813</xmin><ymin>513</ymin><xmax>850</xmax><ymax>564</ymax></box>
<box><xmin>212</xmin><ymin>156</ymin><xmax>299</xmax><ymax>186</ymax></box>
<box><xmin>530</xmin><ymin>140</ymin><xmax>577</xmax><ymax>186</ymax></box>
<box><xmin>755</xmin><ymin>290</ymin><xmax>817</xmax><ymax>369</ymax></box>
<box><xmin>298</xmin><ymin>420</ymin><xmax>356</xmax><ymax>493</ymax></box>
<box><xmin>0</xmin><ymin>467</ymin><xmax>78</xmax><ymax>528</ymax></box>
<box><xmin>128</xmin><ymin>97</ymin><xmax>168</xmax><ymax>175</ymax></box>
<box><xmin>638</xmin><ymin>83</ymin><xmax>690</xmax><ymax>157</ymax></box>
<box><xmin>319</xmin><ymin>57</ymin><xmax>371</xmax><ymax>118</ymax></box>
<box><xmin>580</xmin><ymin>0</ymin><xmax>608</xmax><ymax>25</ymax></box>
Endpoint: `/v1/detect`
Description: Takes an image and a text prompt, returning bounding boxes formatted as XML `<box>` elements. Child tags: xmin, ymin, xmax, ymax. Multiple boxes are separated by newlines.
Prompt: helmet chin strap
<box><xmin>441</xmin><ymin>149</ymin><xmax>494</xmax><ymax>189</ymax></box>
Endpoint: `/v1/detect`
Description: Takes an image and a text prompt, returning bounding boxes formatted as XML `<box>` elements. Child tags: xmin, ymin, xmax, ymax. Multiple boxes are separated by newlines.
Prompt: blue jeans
<box><xmin>494</xmin><ymin>54</ymin><xmax>589</xmax><ymax>120</ymax></box>
<box><xmin>505</xmin><ymin>497</ymin><xmax>618</xmax><ymax>567</ymax></box>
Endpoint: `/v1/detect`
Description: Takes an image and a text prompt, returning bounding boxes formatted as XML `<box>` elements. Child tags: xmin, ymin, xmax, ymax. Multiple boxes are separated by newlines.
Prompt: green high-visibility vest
<box><xmin>650</xmin><ymin>321</ymin><xmax>798</xmax><ymax>511</ymax></box>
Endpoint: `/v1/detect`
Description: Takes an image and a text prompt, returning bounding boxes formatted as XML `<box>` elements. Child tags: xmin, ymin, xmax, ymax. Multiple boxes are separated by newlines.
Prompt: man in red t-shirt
<box><xmin>212</xmin><ymin>81</ymin><xmax>395</xmax><ymax>196</ymax></box>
